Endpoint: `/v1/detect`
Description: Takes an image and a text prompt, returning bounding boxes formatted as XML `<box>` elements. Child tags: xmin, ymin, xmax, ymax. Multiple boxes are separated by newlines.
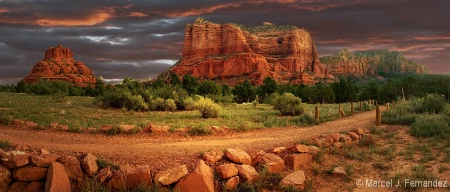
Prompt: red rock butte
<box><xmin>169</xmin><ymin>17</ymin><xmax>333</xmax><ymax>85</ymax></box>
<box><xmin>21</xmin><ymin>44</ymin><xmax>96</xmax><ymax>87</ymax></box>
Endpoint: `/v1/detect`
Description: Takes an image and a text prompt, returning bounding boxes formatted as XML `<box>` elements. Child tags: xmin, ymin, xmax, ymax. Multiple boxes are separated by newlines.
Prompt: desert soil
<box><xmin>0</xmin><ymin>109</ymin><xmax>378</xmax><ymax>170</ymax></box>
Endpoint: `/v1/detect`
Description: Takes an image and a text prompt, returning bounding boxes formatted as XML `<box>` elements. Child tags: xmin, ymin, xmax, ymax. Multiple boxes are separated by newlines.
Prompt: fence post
<box><xmin>351</xmin><ymin>102</ymin><xmax>354</xmax><ymax>115</ymax></box>
<box><xmin>315</xmin><ymin>106</ymin><xmax>319</xmax><ymax>124</ymax></box>
<box><xmin>387</xmin><ymin>103</ymin><xmax>390</xmax><ymax>111</ymax></box>
<box><xmin>359</xmin><ymin>101</ymin><xmax>362</xmax><ymax>112</ymax></box>
<box><xmin>339</xmin><ymin>104</ymin><xmax>345</xmax><ymax>118</ymax></box>
<box><xmin>376</xmin><ymin>104</ymin><xmax>381</xmax><ymax>126</ymax></box>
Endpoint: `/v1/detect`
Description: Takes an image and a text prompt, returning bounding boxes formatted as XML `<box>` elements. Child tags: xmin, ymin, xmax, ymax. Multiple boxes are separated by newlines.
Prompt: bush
<box><xmin>195</xmin><ymin>97</ymin><xmax>221</xmax><ymax>118</ymax></box>
<box><xmin>150</xmin><ymin>97</ymin><xmax>165</xmax><ymax>111</ymax></box>
<box><xmin>272</xmin><ymin>93</ymin><xmax>305</xmax><ymax>116</ymax></box>
<box><xmin>0</xmin><ymin>114</ymin><xmax>13</xmax><ymax>125</ymax></box>
<box><xmin>411</xmin><ymin>114</ymin><xmax>450</xmax><ymax>139</ymax></box>
<box><xmin>188</xmin><ymin>126</ymin><xmax>212</xmax><ymax>136</ymax></box>
<box><xmin>123</xmin><ymin>92</ymin><xmax>148</xmax><ymax>111</ymax></box>
<box><xmin>416</xmin><ymin>94</ymin><xmax>446</xmax><ymax>114</ymax></box>
<box><xmin>0</xmin><ymin>140</ymin><xmax>12</xmax><ymax>150</ymax></box>
<box><xmin>164</xmin><ymin>99</ymin><xmax>177</xmax><ymax>111</ymax></box>
<box><xmin>443</xmin><ymin>105</ymin><xmax>450</xmax><ymax>117</ymax></box>
<box><xmin>183</xmin><ymin>97</ymin><xmax>198</xmax><ymax>111</ymax></box>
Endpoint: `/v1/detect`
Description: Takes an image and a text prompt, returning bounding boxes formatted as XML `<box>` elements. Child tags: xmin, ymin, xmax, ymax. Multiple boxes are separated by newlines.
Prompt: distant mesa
<box><xmin>21</xmin><ymin>44</ymin><xmax>96</xmax><ymax>87</ymax></box>
<box><xmin>165</xmin><ymin>17</ymin><xmax>333</xmax><ymax>85</ymax></box>
<box><xmin>320</xmin><ymin>49</ymin><xmax>429</xmax><ymax>76</ymax></box>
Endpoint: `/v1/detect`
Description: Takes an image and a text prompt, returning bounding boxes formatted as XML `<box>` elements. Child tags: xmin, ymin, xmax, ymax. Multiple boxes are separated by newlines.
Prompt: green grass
<box><xmin>0</xmin><ymin>140</ymin><xmax>12</xmax><ymax>150</ymax></box>
<box><xmin>0</xmin><ymin>93</ymin><xmax>371</xmax><ymax>132</ymax></box>
<box><xmin>96</xmin><ymin>158</ymin><xmax>120</xmax><ymax>170</ymax></box>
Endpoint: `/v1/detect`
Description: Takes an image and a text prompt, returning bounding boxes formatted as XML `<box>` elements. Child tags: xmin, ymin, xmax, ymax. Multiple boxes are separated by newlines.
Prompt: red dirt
<box><xmin>0</xmin><ymin>109</ymin><xmax>378</xmax><ymax>170</ymax></box>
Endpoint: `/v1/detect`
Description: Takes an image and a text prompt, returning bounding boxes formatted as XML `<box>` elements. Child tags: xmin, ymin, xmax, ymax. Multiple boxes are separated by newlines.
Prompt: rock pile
<box><xmin>0</xmin><ymin>127</ymin><xmax>375</xmax><ymax>191</ymax></box>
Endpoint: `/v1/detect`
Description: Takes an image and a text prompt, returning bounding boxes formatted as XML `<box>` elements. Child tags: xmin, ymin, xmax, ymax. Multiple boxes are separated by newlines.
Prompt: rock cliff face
<box><xmin>21</xmin><ymin>44</ymin><xmax>96</xmax><ymax>87</ymax></box>
<box><xmin>168</xmin><ymin>18</ymin><xmax>332</xmax><ymax>85</ymax></box>
<box><xmin>320</xmin><ymin>49</ymin><xmax>429</xmax><ymax>76</ymax></box>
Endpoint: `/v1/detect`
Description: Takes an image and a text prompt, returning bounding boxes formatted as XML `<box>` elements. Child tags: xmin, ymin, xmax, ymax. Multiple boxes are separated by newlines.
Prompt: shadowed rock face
<box><xmin>21</xmin><ymin>44</ymin><xmax>96</xmax><ymax>87</ymax></box>
<box><xmin>320</xmin><ymin>49</ymin><xmax>429</xmax><ymax>76</ymax></box>
<box><xmin>169</xmin><ymin>17</ymin><xmax>333</xmax><ymax>85</ymax></box>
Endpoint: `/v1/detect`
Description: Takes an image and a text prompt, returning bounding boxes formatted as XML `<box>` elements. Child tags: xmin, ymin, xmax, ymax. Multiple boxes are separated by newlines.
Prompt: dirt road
<box><xmin>0</xmin><ymin>109</ymin><xmax>379</xmax><ymax>170</ymax></box>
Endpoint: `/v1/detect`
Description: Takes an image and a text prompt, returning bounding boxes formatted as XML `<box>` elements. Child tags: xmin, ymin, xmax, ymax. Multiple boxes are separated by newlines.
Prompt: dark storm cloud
<box><xmin>0</xmin><ymin>0</ymin><xmax>448</xmax><ymax>84</ymax></box>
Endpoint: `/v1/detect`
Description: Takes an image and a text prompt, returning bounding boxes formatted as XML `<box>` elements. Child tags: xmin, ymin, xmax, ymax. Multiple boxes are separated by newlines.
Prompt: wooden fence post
<box><xmin>376</xmin><ymin>104</ymin><xmax>381</xmax><ymax>126</ymax></box>
<box><xmin>387</xmin><ymin>103</ymin><xmax>390</xmax><ymax>111</ymax></box>
<box><xmin>339</xmin><ymin>104</ymin><xmax>345</xmax><ymax>118</ymax></box>
<box><xmin>351</xmin><ymin>102</ymin><xmax>354</xmax><ymax>115</ymax></box>
<box><xmin>315</xmin><ymin>106</ymin><xmax>319</xmax><ymax>124</ymax></box>
<box><xmin>359</xmin><ymin>101</ymin><xmax>362</xmax><ymax>112</ymax></box>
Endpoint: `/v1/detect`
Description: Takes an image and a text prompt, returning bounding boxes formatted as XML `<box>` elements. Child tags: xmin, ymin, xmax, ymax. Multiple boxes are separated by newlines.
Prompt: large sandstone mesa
<box><xmin>320</xmin><ymin>49</ymin><xmax>429</xmax><ymax>76</ymax></box>
<box><xmin>168</xmin><ymin>17</ymin><xmax>333</xmax><ymax>85</ymax></box>
<box><xmin>21</xmin><ymin>44</ymin><xmax>96</xmax><ymax>87</ymax></box>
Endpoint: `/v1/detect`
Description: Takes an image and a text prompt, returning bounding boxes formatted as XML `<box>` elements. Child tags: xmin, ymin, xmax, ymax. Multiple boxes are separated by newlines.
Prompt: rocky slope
<box><xmin>21</xmin><ymin>44</ymin><xmax>96</xmax><ymax>87</ymax></box>
<box><xmin>167</xmin><ymin>18</ymin><xmax>333</xmax><ymax>85</ymax></box>
<box><xmin>320</xmin><ymin>49</ymin><xmax>429</xmax><ymax>76</ymax></box>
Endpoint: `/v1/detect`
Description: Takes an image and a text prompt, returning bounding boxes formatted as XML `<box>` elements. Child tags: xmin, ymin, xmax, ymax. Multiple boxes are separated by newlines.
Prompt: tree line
<box><xmin>1</xmin><ymin>73</ymin><xmax>449</xmax><ymax>106</ymax></box>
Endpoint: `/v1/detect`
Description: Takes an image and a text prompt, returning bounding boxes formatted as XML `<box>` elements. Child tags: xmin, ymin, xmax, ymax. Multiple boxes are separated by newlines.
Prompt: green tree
<box><xmin>359</xmin><ymin>81</ymin><xmax>379</xmax><ymax>101</ymax></box>
<box><xmin>169</xmin><ymin>73</ymin><xmax>181</xmax><ymax>86</ymax></box>
<box><xmin>309</xmin><ymin>84</ymin><xmax>335</xmax><ymax>104</ymax></box>
<box><xmin>332</xmin><ymin>78</ymin><xmax>357</xmax><ymax>103</ymax></box>
<box><xmin>259</xmin><ymin>77</ymin><xmax>278</xmax><ymax>100</ymax></box>
<box><xmin>232</xmin><ymin>80</ymin><xmax>256</xmax><ymax>103</ymax></box>
<box><xmin>197</xmin><ymin>80</ymin><xmax>221</xmax><ymax>96</ymax></box>
<box><xmin>182</xmin><ymin>74</ymin><xmax>199</xmax><ymax>95</ymax></box>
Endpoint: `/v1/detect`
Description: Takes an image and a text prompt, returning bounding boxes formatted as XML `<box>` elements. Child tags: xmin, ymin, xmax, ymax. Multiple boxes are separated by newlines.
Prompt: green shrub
<box><xmin>183</xmin><ymin>97</ymin><xmax>197</xmax><ymax>111</ymax></box>
<box><xmin>79</xmin><ymin>177</ymin><xmax>110</xmax><ymax>192</ymax></box>
<box><xmin>417</xmin><ymin>94</ymin><xmax>446</xmax><ymax>114</ymax></box>
<box><xmin>411</xmin><ymin>114</ymin><xmax>450</xmax><ymax>139</ymax></box>
<box><xmin>195</xmin><ymin>97</ymin><xmax>221</xmax><ymax>118</ymax></box>
<box><xmin>123</xmin><ymin>92</ymin><xmax>148</xmax><ymax>111</ymax></box>
<box><xmin>105</xmin><ymin>126</ymin><xmax>123</xmax><ymax>135</ymax></box>
<box><xmin>164</xmin><ymin>99</ymin><xmax>177</xmax><ymax>111</ymax></box>
<box><xmin>149</xmin><ymin>97</ymin><xmax>165</xmax><ymax>111</ymax></box>
<box><xmin>0</xmin><ymin>140</ymin><xmax>12</xmax><ymax>150</ymax></box>
<box><xmin>0</xmin><ymin>114</ymin><xmax>13</xmax><ymax>125</ymax></box>
<box><xmin>272</xmin><ymin>93</ymin><xmax>304</xmax><ymax>116</ymax></box>
<box><xmin>291</xmin><ymin>113</ymin><xmax>316</xmax><ymax>126</ymax></box>
<box><xmin>188</xmin><ymin>126</ymin><xmax>212</xmax><ymax>136</ymax></box>
<box><xmin>443</xmin><ymin>105</ymin><xmax>450</xmax><ymax>117</ymax></box>
<box><xmin>96</xmin><ymin>158</ymin><xmax>120</xmax><ymax>170</ymax></box>
<box><xmin>382</xmin><ymin>112</ymin><xmax>418</xmax><ymax>125</ymax></box>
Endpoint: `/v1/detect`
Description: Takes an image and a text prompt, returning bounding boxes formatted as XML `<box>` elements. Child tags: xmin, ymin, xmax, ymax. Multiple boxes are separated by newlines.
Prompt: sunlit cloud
<box><xmin>165</xmin><ymin>3</ymin><xmax>242</xmax><ymax>17</ymax></box>
<box><xmin>414</xmin><ymin>36</ymin><xmax>450</xmax><ymax>41</ymax></box>
<box><xmin>128</xmin><ymin>12</ymin><xmax>148</xmax><ymax>17</ymax></box>
<box><xmin>150</xmin><ymin>59</ymin><xmax>178</xmax><ymax>65</ymax></box>
<box><xmin>103</xmin><ymin>26</ymin><xmax>123</xmax><ymax>30</ymax></box>
<box><xmin>0</xmin><ymin>8</ymin><xmax>9</xmax><ymax>13</ymax></box>
<box><xmin>422</xmin><ymin>47</ymin><xmax>446</xmax><ymax>51</ymax></box>
<box><xmin>81</xmin><ymin>36</ymin><xmax>129</xmax><ymax>45</ymax></box>
<box><xmin>152</xmin><ymin>32</ymin><xmax>180</xmax><ymax>37</ymax></box>
<box><xmin>35</xmin><ymin>9</ymin><xmax>114</xmax><ymax>26</ymax></box>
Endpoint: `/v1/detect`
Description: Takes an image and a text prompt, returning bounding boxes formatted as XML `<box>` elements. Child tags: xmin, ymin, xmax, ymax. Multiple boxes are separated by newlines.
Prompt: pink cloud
<box><xmin>35</xmin><ymin>9</ymin><xmax>114</xmax><ymax>26</ymax></box>
<box><xmin>165</xmin><ymin>3</ymin><xmax>242</xmax><ymax>17</ymax></box>
<box><xmin>414</xmin><ymin>36</ymin><xmax>450</xmax><ymax>41</ymax></box>
<box><xmin>128</xmin><ymin>12</ymin><xmax>148</xmax><ymax>17</ymax></box>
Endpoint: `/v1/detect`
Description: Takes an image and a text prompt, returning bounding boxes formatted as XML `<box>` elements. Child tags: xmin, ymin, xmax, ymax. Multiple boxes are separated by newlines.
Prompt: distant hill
<box><xmin>320</xmin><ymin>49</ymin><xmax>429</xmax><ymax>76</ymax></box>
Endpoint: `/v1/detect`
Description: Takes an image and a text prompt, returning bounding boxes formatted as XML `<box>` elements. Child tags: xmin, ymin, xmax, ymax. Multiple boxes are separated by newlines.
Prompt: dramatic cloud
<box><xmin>0</xmin><ymin>0</ymin><xmax>448</xmax><ymax>84</ymax></box>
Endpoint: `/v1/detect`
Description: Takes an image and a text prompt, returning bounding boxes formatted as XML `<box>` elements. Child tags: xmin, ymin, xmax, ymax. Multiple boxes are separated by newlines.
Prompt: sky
<box><xmin>0</xmin><ymin>0</ymin><xmax>449</xmax><ymax>84</ymax></box>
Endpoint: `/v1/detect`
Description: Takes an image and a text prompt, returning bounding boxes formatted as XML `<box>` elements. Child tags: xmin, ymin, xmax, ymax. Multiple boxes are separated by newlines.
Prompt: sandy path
<box><xmin>0</xmin><ymin>109</ymin><xmax>379</xmax><ymax>170</ymax></box>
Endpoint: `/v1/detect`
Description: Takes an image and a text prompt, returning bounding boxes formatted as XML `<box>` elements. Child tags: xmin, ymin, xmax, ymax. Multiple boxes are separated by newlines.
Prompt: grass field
<box><xmin>0</xmin><ymin>93</ymin><xmax>372</xmax><ymax>132</ymax></box>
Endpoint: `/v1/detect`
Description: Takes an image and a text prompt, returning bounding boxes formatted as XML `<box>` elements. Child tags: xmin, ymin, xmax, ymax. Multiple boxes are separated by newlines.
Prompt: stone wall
<box><xmin>0</xmin><ymin>128</ymin><xmax>373</xmax><ymax>192</ymax></box>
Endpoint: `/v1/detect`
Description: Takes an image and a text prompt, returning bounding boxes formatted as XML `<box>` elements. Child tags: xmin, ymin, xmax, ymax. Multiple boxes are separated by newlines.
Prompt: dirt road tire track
<box><xmin>0</xmin><ymin>109</ymin><xmax>380</xmax><ymax>169</ymax></box>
